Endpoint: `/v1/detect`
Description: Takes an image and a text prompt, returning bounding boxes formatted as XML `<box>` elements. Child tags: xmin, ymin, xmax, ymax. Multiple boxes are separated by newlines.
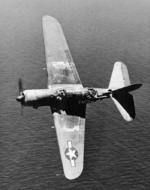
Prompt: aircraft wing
<box><xmin>51</xmin><ymin>101</ymin><xmax>86</xmax><ymax>180</ymax></box>
<box><xmin>42</xmin><ymin>16</ymin><xmax>86</xmax><ymax>179</ymax></box>
<box><xmin>42</xmin><ymin>15</ymin><xmax>82</xmax><ymax>88</ymax></box>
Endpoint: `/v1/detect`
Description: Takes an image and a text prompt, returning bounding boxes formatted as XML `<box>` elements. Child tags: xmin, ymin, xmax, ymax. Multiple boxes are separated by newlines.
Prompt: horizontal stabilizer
<box><xmin>113</xmin><ymin>83</ymin><xmax>142</xmax><ymax>94</ymax></box>
<box><xmin>109</xmin><ymin>61</ymin><xmax>130</xmax><ymax>90</ymax></box>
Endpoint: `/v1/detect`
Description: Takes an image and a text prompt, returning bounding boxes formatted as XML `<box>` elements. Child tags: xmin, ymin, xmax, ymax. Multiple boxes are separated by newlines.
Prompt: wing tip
<box><xmin>64</xmin><ymin>166</ymin><xmax>83</xmax><ymax>180</ymax></box>
<box><xmin>42</xmin><ymin>15</ymin><xmax>59</xmax><ymax>24</ymax></box>
<box><xmin>114</xmin><ymin>61</ymin><xmax>128</xmax><ymax>70</ymax></box>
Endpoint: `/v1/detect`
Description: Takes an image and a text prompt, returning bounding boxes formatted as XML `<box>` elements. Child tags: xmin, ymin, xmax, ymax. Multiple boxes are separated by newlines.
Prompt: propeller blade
<box><xmin>18</xmin><ymin>78</ymin><xmax>23</xmax><ymax>93</ymax></box>
<box><xmin>17</xmin><ymin>78</ymin><xmax>25</xmax><ymax>115</ymax></box>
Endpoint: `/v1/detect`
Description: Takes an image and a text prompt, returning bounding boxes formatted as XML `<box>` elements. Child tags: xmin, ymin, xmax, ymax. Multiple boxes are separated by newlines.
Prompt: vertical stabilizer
<box><xmin>111</xmin><ymin>90</ymin><xmax>135</xmax><ymax>121</ymax></box>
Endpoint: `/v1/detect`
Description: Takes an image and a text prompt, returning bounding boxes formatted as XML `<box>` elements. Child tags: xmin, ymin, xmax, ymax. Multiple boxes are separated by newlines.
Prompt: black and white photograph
<box><xmin>0</xmin><ymin>0</ymin><xmax>149</xmax><ymax>189</ymax></box>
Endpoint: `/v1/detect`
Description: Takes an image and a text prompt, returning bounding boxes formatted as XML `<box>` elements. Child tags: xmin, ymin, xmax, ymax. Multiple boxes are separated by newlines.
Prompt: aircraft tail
<box><xmin>108</xmin><ymin>62</ymin><xmax>142</xmax><ymax>121</ymax></box>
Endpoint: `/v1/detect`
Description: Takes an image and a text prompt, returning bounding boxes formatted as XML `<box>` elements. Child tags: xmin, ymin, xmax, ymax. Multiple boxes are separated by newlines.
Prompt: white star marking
<box><xmin>65</xmin><ymin>141</ymin><xmax>78</xmax><ymax>167</ymax></box>
<box><xmin>66</xmin><ymin>148</ymin><xmax>77</xmax><ymax>160</ymax></box>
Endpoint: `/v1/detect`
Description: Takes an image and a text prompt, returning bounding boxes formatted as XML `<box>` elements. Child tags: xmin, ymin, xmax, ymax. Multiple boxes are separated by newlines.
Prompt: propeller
<box><xmin>18</xmin><ymin>78</ymin><xmax>23</xmax><ymax>93</ymax></box>
<box><xmin>16</xmin><ymin>78</ymin><xmax>25</xmax><ymax>115</ymax></box>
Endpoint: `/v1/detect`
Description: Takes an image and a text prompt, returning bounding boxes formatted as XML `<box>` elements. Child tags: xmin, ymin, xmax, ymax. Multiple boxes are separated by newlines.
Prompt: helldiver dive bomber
<box><xmin>16</xmin><ymin>16</ymin><xmax>142</xmax><ymax>180</ymax></box>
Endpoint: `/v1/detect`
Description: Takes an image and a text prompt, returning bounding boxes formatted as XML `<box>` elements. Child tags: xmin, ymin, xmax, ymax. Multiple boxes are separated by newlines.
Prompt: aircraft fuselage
<box><xmin>16</xmin><ymin>88</ymin><xmax>110</xmax><ymax>108</ymax></box>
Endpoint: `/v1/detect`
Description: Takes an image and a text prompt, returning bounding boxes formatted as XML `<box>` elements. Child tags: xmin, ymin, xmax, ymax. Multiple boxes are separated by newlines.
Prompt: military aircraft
<box><xmin>16</xmin><ymin>15</ymin><xmax>142</xmax><ymax>180</ymax></box>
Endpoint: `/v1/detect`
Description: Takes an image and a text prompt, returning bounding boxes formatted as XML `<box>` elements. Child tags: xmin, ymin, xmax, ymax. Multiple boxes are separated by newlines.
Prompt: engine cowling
<box><xmin>17</xmin><ymin>89</ymin><xmax>55</xmax><ymax>108</ymax></box>
<box><xmin>23</xmin><ymin>89</ymin><xmax>54</xmax><ymax>101</ymax></box>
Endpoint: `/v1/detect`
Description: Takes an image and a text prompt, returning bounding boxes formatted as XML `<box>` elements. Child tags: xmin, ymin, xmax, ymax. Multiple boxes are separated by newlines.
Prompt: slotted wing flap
<box><xmin>42</xmin><ymin>16</ymin><xmax>82</xmax><ymax>87</ymax></box>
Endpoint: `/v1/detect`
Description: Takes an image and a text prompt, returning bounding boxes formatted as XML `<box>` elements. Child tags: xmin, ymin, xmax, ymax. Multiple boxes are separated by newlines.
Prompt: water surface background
<box><xmin>0</xmin><ymin>0</ymin><xmax>150</xmax><ymax>189</ymax></box>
